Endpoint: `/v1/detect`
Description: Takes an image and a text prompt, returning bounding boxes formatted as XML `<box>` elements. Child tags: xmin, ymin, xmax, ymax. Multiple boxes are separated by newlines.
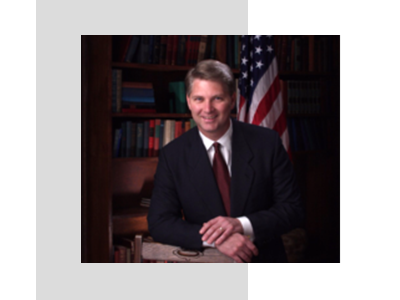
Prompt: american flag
<box><xmin>237</xmin><ymin>35</ymin><xmax>291</xmax><ymax>157</ymax></box>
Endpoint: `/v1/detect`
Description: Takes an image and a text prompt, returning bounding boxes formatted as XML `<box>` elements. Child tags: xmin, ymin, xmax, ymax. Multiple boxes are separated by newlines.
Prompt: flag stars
<box><xmin>267</xmin><ymin>46</ymin><xmax>273</xmax><ymax>53</ymax></box>
<box><xmin>242</xmin><ymin>44</ymin><xmax>246</xmax><ymax>51</ymax></box>
<box><xmin>241</xmin><ymin>57</ymin><xmax>248</xmax><ymax>65</ymax></box>
<box><xmin>255</xmin><ymin>46</ymin><xmax>263</xmax><ymax>54</ymax></box>
<box><xmin>250</xmin><ymin>79</ymin><xmax>254</xmax><ymax>86</ymax></box>
<box><xmin>256</xmin><ymin>61</ymin><xmax>264</xmax><ymax>69</ymax></box>
<box><xmin>242</xmin><ymin>71</ymin><xmax>248</xmax><ymax>79</ymax></box>
<box><xmin>254</xmin><ymin>35</ymin><xmax>261</xmax><ymax>40</ymax></box>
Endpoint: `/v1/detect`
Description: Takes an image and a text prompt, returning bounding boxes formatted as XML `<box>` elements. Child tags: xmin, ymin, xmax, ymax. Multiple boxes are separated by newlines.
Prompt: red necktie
<box><xmin>212</xmin><ymin>142</ymin><xmax>231</xmax><ymax>216</ymax></box>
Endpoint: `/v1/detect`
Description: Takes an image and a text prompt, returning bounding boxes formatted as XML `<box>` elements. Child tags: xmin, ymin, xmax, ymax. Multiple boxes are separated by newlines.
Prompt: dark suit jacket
<box><xmin>147</xmin><ymin>119</ymin><xmax>304</xmax><ymax>262</ymax></box>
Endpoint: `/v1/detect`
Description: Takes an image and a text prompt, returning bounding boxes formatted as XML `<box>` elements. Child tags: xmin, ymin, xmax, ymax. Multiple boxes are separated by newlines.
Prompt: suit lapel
<box><xmin>230</xmin><ymin>120</ymin><xmax>254</xmax><ymax>217</ymax></box>
<box><xmin>187</xmin><ymin>129</ymin><xmax>227</xmax><ymax>216</ymax></box>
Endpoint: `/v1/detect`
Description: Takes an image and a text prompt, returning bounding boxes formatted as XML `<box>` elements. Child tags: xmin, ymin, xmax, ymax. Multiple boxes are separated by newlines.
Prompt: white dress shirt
<box><xmin>198</xmin><ymin>119</ymin><xmax>254</xmax><ymax>247</ymax></box>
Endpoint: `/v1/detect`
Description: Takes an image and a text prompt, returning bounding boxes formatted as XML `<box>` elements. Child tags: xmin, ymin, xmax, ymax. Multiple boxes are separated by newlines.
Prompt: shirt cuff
<box><xmin>237</xmin><ymin>216</ymin><xmax>254</xmax><ymax>241</ymax></box>
<box><xmin>202</xmin><ymin>241</ymin><xmax>215</xmax><ymax>248</ymax></box>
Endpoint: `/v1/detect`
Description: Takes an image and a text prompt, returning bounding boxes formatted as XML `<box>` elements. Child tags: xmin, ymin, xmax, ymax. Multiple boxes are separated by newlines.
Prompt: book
<box><xmin>204</xmin><ymin>35</ymin><xmax>213</xmax><ymax>59</ymax></box>
<box><xmin>112</xmin><ymin>69</ymin><xmax>122</xmax><ymax>113</ymax></box>
<box><xmin>143</xmin><ymin>121</ymin><xmax>149</xmax><ymax>157</ymax></box>
<box><xmin>226</xmin><ymin>35</ymin><xmax>233</xmax><ymax>67</ymax></box>
<box><xmin>126</xmin><ymin>120</ymin><xmax>132</xmax><ymax>157</ymax></box>
<box><xmin>114</xmin><ymin>245</ymin><xmax>128</xmax><ymax>263</ymax></box>
<box><xmin>209</xmin><ymin>35</ymin><xmax>217</xmax><ymax>59</ymax></box>
<box><xmin>166</xmin><ymin>35</ymin><xmax>173</xmax><ymax>65</ymax></box>
<box><xmin>159</xmin><ymin>35</ymin><xmax>167</xmax><ymax>64</ymax></box>
<box><xmin>152</xmin><ymin>35</ymin><xmax>161</xmax><ymax>64</ymax></box>
<box><xmin>215</xmin><ymin>35</ymin><xmax>227</xmax><ymax>63</ymax></box>
<box><xmin>131</xmin><ymin>122</ymin><xmax>137</xmax><ymax>157</ymax></box>
<box><xmin>185</xmin><ymin>35</ymin><xmax>191</xmax><ymax>65</ymax></box>
<box><xmin>148</xmin><ymin>35</ymin><xmax>154</xmax><ymax>64</ymax></box>
<box><xmin>154</xmin><ymin>119</ymin><xmax>161</xmax><ymax>157</ymax></box>
<box><xmin>122</xmin><ymin>82</ymin><xmax>153</xmax><ymax>89</ymax></box>
<box><xmin>121</xmin><ymin>108</ymin><xmax>157</xmax><ymax>113</ymax></box>
<box><xmin>171</xmin><ymin>35</ymin><xmax>179</xmax><ymax>65</ymax></box>
<box><xmin>136</xmin><ymin>123</ymin><xmax>144</xmax><ymax>157</ymax></box>
<box><xmin>163</xmin><ymin>120</ymin><xmax>175</xmax><ymax>147</ymax></box>
<box><xmin>148</xmin><ymin>119</ymin><xmax>155</xmax><ymax>157</ymax></box>
<box><xmin>197</xmin><ymin>35</ymin><xmax>207</xmax><ymax>62</ymax></box>
<box><xmin>175</xmin><ymin>120</ymin><xmax>182</xmax><ymax>139</ymax></box>
<box><xmin>159</xmin><ymin>119</ymin><xmax>165</xmax><ymax>151</ymax></box>
<box><xmin>169</xmin><ymin>81</ymin><xmax>187</xmax><ymax>113</ymax></box>
<box><xmin>113</xmin><ymin>35</ymin><xmax>132</xmax><ymax>62</ymax></box>
<box><xmin>124</xmin><ymin>35</ymin><xmax>140</xmax><ymax>63</ymax></box>
<box><xmin>176</xmin><ymin>35</ymin><xmax>187</xmax><ymax>65</ymax></box>
<box><xmin>138</xmin><ymin>35</ymin><xmax>150</xmax><ymax>64</ymax></box>
<box><xmin>120</xmin><ymin>122</ymin><xmax>126</xmax><ymax>157</ymax></box>
<box><xmin>122</xmin><ymin>87</ymin><xmax>154</xmax><ymax>98</ymax></box>
<box><xmin>113</xmin><ymin>128</ymin><xmax>122</xmax><ymax>158</ymax></box>
<box><xmin>234</xmin><ymin>35</ymin><xmax>239</xmax><ymax>69</ymax></box>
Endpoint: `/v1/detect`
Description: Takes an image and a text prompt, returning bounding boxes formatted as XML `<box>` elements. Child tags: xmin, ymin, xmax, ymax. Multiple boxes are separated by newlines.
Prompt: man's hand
<box><xmin>216</xmin><ymin>233</ymin><xmax>258</xmax><ymax>263</ymax></box>
<box><xmin>199</xmin><ymin>216</ymin><xmax>244</xmax><ymax>245</ymax></box>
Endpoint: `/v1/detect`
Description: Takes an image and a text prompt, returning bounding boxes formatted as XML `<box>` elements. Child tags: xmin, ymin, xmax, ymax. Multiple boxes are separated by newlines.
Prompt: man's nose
<box><xmin>203</xmin><ymin>100</ymin><xmax>214</xmax><ymax>113</ymax></box>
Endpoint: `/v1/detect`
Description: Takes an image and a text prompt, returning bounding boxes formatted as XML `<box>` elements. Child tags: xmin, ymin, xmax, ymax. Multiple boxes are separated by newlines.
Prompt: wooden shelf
<box><xmin>112</xmin><ymin>113</ymin><xmax>192</xmax><ymax>118</ymax></box>
<box><xmin>112</xmin><ymin>62</ymin><xmax>240</xmax><ymax>74</ymax></box>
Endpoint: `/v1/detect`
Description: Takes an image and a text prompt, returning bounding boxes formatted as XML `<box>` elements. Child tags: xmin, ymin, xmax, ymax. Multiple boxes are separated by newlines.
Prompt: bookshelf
<box><xmin>82</xmin><ymin>35</ymin><xmax>340</xmax><ymax>263</ymax></box>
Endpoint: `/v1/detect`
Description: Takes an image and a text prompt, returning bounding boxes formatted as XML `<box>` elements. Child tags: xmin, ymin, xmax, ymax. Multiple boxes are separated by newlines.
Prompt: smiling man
<box><xmin>147</xmin><ymin>60</ymin><xmax>304</xmax><ymax>263</ymax></box>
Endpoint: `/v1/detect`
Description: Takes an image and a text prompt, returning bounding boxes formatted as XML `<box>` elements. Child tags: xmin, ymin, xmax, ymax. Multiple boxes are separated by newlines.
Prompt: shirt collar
<box><xmin>198</xmin><ymin>119</ymin><xmax>233</xmax><ymax>152</ymax></box>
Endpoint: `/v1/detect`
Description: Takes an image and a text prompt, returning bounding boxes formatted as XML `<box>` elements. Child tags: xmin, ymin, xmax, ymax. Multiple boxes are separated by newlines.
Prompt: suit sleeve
<box><xmin>147</xmin><ymin>147</ymin><xmax>203</xmax><ymax>250</ymax></box>
<box><xmin>246</xmin><ymin>132</ymin><xmax>304</xmax><ymax>245</ymax></box>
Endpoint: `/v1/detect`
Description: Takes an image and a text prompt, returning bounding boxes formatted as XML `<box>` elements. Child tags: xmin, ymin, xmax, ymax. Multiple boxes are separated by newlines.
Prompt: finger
<box><xmin>237</xmin><ymin>250</ymin><xmax>252</xmax><ymax>263</ymax></box>
<box><xmin>199</xmin><ymin>218</ymin><xmax>219</xmax><ymax>234</ymax></box>
<box><xmin>244</xmin><ymin>240</ymin><xmax>258</xmax><ymax>257</ymax></box>
<box><xmin>206</xmin><ymin>226</ymin><xmax>226</xmax><ymax>244</ymax></box>
<box><xmin>202</xmin><ymin>221</ymin><xmax>226</xmax><ymax>240</ymax></box>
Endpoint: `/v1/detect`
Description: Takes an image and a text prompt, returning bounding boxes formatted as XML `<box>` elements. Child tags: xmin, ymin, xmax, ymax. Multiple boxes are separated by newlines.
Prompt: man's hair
<box><xmin>185</xmin><ymin>59</ymin><xmax>235</xmax><ymax>96</ymax></box>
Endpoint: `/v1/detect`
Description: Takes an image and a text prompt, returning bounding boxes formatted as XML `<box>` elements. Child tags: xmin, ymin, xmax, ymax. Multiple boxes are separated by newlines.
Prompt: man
<box><xmin>147</xmin><ymin>60</ymin><xmax>304</xmax><ymax>263</ymax></box>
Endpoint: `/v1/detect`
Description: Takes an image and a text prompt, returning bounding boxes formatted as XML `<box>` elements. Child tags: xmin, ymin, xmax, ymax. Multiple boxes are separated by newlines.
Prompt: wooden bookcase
<box><xmin>82</xmin><ymin>35</ymin><xmax>340</xmax><ymax>263</ymax></box>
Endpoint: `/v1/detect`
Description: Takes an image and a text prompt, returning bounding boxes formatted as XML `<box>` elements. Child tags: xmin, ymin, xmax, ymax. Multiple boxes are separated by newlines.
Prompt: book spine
<box><xmin>197</xmin><ymin>35</ymin><xmax>207</xmax><ymax>62</ymax></box>
<box><xmin>171</xmin><ymin>35</ymin><xmax>178</xmax><ymax>65</ymax></box>
<box><xmin>124</xmin><ymin>36</ymin><xmax>140</xmax><ymax>63</ymax></box>
<box><xmin>154</xmin><ymin>119</ymin><xmax>161</xmax><ymax>157</ymax></box>
<box><xmin>143</xmin><ymin>121</ymin><xmax>149</xmax><ymax>157</ymax></box>
<box><xmin>176</xmin><ymin>35</ymin><xmax>187</xmax><ymax>66</ymax></box>
<box><xmin>113</xmin><ymin>128</ymin><xmax>122</xmax><ymax>158</ymax></box>
<box><xmin>126</xmin><ymin>121</ymin><xmax>132</xmax><ymax>157</ymax></box>
<box><xmin>166</xmin><ymin>36</ymin><xmax>173</xmax><ymax>65</ymax></box>
<box><xmin>136</xmin><ymin>123</ymin><xmax>144</xmax><ymax>157</ymax></box>
<box><xmin>159</xmin><ymin>119</ymin><xmax>164</xmax><ymax>151</ymax></box>
<box><xmin>153</xmin><ymin>35</ymin><xmax>161</xmax><ymax>65</ymax></box>
<box><xmin>148</xmin><ymin>119</ymin><xmax>155</xmax><ymax>157</ymax></box>
<box><xmin>131</xmin><ymin>122</ymin><xmax>137</xmax><ymax>157</ymax></box>
<box><xmin>148</xmin><ymin>35</ymin><xmax>154</xmax><ymax>64</ymax></box>
<box><xmin>159</xmin><ymin>35</ymin><xmax>167</xmax><ymax>65</ymax></box>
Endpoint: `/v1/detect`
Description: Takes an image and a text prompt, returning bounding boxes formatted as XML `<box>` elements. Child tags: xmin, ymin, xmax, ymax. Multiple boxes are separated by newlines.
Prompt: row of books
<box><xmin>112</xmin><ymin>74</ymin><xmax>157</xmax><ymax>113</ymax></box>
<box><xmin>113</xmin><ymin>119</ymin><xmax>197</xmax><ymax>158</ymax></box>
<box><xmin>112</xmin><ymin>35</ymin><xmax>240</xmax><ymax>68</ymax></box>
<box><xmin>275</xmin><ymin>35</ymin><xmax>334</xmax><ymax>72</ymax></box>
<box><xmin>285</xmin><ymin>80</ymin><xmax>323</xmax><ymax>115</ymax></box>
<box><xmin>288</xmin><ymin>118</ymin><xmax>326</xmax><ymax>152</ymax></box>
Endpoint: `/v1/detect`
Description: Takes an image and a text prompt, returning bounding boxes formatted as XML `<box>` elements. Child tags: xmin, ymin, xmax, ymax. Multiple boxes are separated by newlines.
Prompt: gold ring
<box><xmin>219</xmin><ymin>227</ymin><xmax>223</xmax><ymax>231</ymax></box>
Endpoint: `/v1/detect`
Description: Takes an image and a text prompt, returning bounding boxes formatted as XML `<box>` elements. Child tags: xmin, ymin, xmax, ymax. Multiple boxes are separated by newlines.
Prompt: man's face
<box><xmin>186</xmin><ymin>79</ymin><xmax>235</xmax><ymax>141</ymax></box>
